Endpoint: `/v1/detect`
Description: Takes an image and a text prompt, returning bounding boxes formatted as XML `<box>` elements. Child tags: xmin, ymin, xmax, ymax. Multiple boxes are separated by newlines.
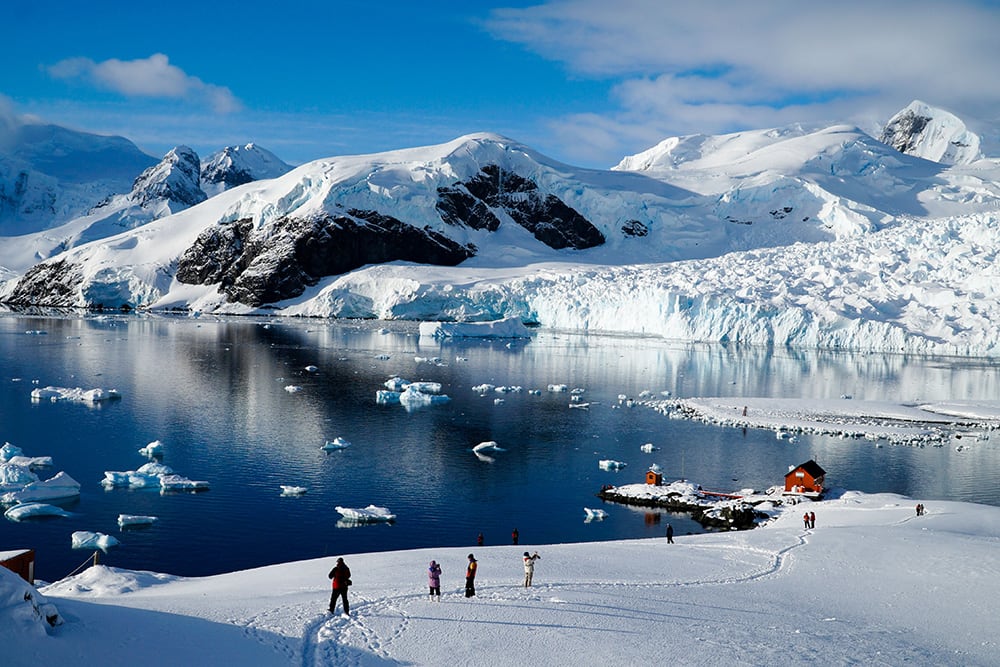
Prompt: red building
<box><xmin>784</xmin><ymin>460</ymin><xmax>826</xmax><ymax>495</ymax></box>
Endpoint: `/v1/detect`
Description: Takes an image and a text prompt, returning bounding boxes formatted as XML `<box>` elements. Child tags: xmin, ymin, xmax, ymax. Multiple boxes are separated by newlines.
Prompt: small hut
<box><xmin>0</xmin><ymin>549</ymin><xmax>35</xmax><ymax>584</ymax></box>
<box><xmin>646</xmin><ymin>464</ymin><xmax>663</xmax><ymax>486</ymax></box>
<box><xmin>784</xmin><ymin>460</ymin><xmax>826</xmax><ymax>495</ymax></box>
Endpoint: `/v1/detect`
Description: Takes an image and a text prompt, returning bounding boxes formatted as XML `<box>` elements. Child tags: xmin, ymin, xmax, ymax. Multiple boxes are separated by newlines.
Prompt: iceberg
<box><xmin>376</xmin><ymin>390</ymin><xmax>401</xmax><ymax>405</ymax></box>
<box><xmin>640</xmin><ymin>443</ymin><xmax>657</xmax><ymax>453</ymax></box>
<box><xmin>138</xmin><ymin>440</ymin><xmax>164</xmax><ymax>458</ymax></box>
<box><xmin>71</xmin><ymin>531</ymin><xmax>120</xmax><ymax>551</ymax></box>
<box><xmin>1</xmin><ymin>471</ymin><xmax>81</xmax><ymax>504</ymax></box>
<box><xmin>30</xmin><ymin>386</ymin><xmax>121</xmax><ymax>403</ymax></box>
<box><xmin>102</xmin><ymin>471</ymin><xmax>162</xmax><ymax>489</ymax></box>
<box><xmin>418</xmin><ymin>317</ymin><xmax>532</xmax><ymax>339</ymax></box>
<box><xmin>335</xmin><ymin>505</ymin><xmax>396</xmax><ymax>523</ymax></box>
<box><xmin>322</xmin><ymin>437</ymin><xmax>351</xmax><ymax>451</ymax></box>
<box><xmin>117</xmin><ymin>514</ymin><xmax>158</xmax><ymax>528</ymax></box>
<box><xmin>0</xmin><ymin>463</ymin><xmax>39</xmax><ymax>492</ymax></box>
<box><xmin>159</xmin><ymin>474</ymin><xmax>209</xmax><ymax>492</ymax></box>
<box><xmin>280</xmin><ymin>486</ymin><xmax>308</xmax><ymax>496</ymax></box>
<box><xmin>599</xmin><ymin>460</ymin><xmax>627</xmax><ymax>471</ymax></box>
<box><xmin>398</xmin><ymin>385</ymin><xmax>451</xmax><ymax>410</ymax></box>
<box><xmin>4</xmin><ymin>502</ymin><xmax>73</xmax><ymax>521</ymax></box>
<box><xmin>0</xmin><ymin>442</ymin><xmax>23</xmax><ymax>462</ymax></box>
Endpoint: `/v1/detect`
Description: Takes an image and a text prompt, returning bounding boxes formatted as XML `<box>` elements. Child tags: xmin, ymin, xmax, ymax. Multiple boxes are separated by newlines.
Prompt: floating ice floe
<box><xmin>584</xmin><ymin>507</ymin><xmax>608</xmax><ymax>521</ymax></box>
<box><xmin>71</xmin><ymin>531</ymin><xmax>120</xmax><ymax>551</ymax></box>
<box><xmin>102</xmin><ymin>465</ymin><xmax>208</xmax><ymax>493</ymax></box>
<box><xmin>473</xmin><ymin>383</ymin><xmax>496</xmax><ymax>393</ymax></box>
<box><xmin>4</xmin><ymin>502</ymin><xmax>73</xmax><ymax>521</ymax></box>
<box><xmin>568</xmin><ymin>402</ymin><xmax>590</xmax><ymax>410</ymax></box>
<box><xmin>284</xmin><ymin>385</ymin><xmax>303</xmax><ymax>393</ymax></box>
<box><xmin>418</xmin><ymin>317</ymin><xmax>532</xmax><ymax>339</ymax></box>
<box><xmin>385</xmin><ymin>377</ymin><xmax>409</xmax><ymax>391</ymax></box>
<box><xmin>322</xmin><ymin>437</ymin><xmax>351</xmax><ymax>451</ymax></box>
<box><xmin>548</xmin><ymin>384</ymin><xmax>568</xmax><ymax>392</ymax></box>
<box><xmin>0</xmin><ymin>463</ymin><xmax>39</xmax><ymax>492</ymax></box>
<box><xmin>335</xmin><ymin>505</ymin><xmax>396</xmax><ymax>523</ymax></box>
<box><xmin>304</xmin><ymin>365</ymin><xmax>319</xmax><ymax>372</ymax></box>
<box><xmin>280</xmin><ymin>486</ymin><xmax>308</xmax><ymax>496</ymax></box>
<box><xmin>414</xmin><ymin>356</ymin><xmax>443</xmax><ymax>365</ymax></box>
<box><xmin>599</xmin><ymin>460</ymin><xmax>627</xmax><ymax>471</ymax></box>
<box><xmin>138</xmin><ymin>440</ymin><xmax>164</xmax><ymax>458</ymax></box>
<box><xmin>1</xmin><ymin>471</ymin><xmax>81</xmax><ymax>504</ymax></box>
<box><xmin>30</xmin><ymin>386</ymin><xmax>121</xmax><ymax>403</ymax></box>
<box><xmin>473</xmin><ymin>441</ymin><xmax>505</xmax><ymax>453</ymax></box>
<box><xmin>640</xmin><ymin>443</ymin><xmax>658</xmax><ymax>453</ymax></box>
<box><xmin>117</xmin><ymin>514</ymin><xmax>158</xmax><ymax>528</ymax></box>
<box><xmin>376</xmin><ymin>390</ymin><xmax>401</xmax><ymax>405</ymax></box>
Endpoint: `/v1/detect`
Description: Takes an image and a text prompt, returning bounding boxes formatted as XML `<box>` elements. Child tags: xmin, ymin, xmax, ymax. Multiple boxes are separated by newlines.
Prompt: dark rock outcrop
<box><xmin>621</xmin><ymin>219</ymin><xmax>649</xmax><ymax>237</ymax></box>
<box><xmin>176</xmin><ymin>210</ymin><xmax>475</xmax><ymax>307</ymax></box>
<box><xmin>880</xmin><ymin>110</ymin><xmax>931</xmax><ymax>155</ymax></box>
<box><xmin>435</xmin><ymin>165</ymin><xmax>605</xmax><ymax>250</ymax></box>
<box><xmin>130</xmin><ymin>146</ymin><xmax>206</xmax><ymax>209</ymax></box>
<box><xmin>6</xmin><ymin>259</ymin><xmax>84</xmax><ymax>307</ymax></box>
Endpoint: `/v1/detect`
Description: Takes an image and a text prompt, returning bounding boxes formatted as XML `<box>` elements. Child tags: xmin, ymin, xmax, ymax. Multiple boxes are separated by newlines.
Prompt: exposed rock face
<box><xmin>129</xmin><ymin>146</ymin><xmax>206</xmax><ymax>209</ymax></box>
<box><xmin>621</xmin><ymin>220</ymin><xmax>649</xmax><ymax>237</ymax></box>
<box><xmin>176</xmin><ymin>210</ymin><xmax>475</xmax><ymax>307</ymax></box>
<box><xmin>6</xmin><ymin>259</ymin><xmax>84</xmax><ymax>307</ymax></box>
<box><xmin>436</xmin><ymin>165</ymin><xmax>605</xmax><ymax>250</ymax></box>
<box><xmin>880</xmin><ymin>110</ymin><xmax>931</xmax><ymax>155</ymax></box>
<box><xmin>879</xmin><ymin>101</ymin><xmax>982</xmax><ymax>165</ymax></box>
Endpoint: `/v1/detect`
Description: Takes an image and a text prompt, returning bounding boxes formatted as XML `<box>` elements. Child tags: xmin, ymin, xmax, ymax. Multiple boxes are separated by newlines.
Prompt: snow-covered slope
<box><xmin>0</xmin><ymin>122</ymin><xmax>156</xmax><ymax>236</ymax></box>
<box><xmin>200</xmin><ymin>143</ymin><xmax>293</xmax><ymax>197</ymax></box>
<box><xmin>4</xmin><ymin>104</ymin><xmax>1000</xmax><ymax>356</ymax></box>
<box><xmin>880</xmin><ymin>99</ymin><xmax>983</xmax><ymax>165</ymax></box>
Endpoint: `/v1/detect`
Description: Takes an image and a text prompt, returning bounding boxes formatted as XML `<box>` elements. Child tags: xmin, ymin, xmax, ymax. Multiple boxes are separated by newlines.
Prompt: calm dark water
<box><xmin>2</xmin><ymin>312</ymin><xmax>999</xmax><ymax>582</ymax></box>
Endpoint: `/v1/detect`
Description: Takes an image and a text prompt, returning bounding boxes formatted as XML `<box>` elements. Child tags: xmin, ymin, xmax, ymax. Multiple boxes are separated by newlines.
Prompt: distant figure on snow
<box><xmin>809</xmin><ymin>511</ymin><xmax>816</xmax><ymax>529</ymax></box>
<box><xmin>328</xmin><ymin>557</ymin><xmax>352</xmax><ymax>616</ymax></box>
<box><xmin>523</xmin><ymin>551</ymin><xmax>541</xmax><ymax>587</ymax></box>
<box><xmin>803</xmin><ymin>512</ymin><xmax>810</xmax><ymax>529</ymax></box>
<box><xmin>512</xmin><ymin>528</ymin><xmax>519</xmax><ymax>545</ymax></box>
<box><xmin>477</xmin><ymin>532</ymin><xmax>484</xmax><ymax>546</ymax></box>
<box><xmin>428</xmin><ymin>560</ymin><xmax>442</xmax><ymax>601</ymax></box>
<box><xmin>466</xmin><ymin>554</ymin><xmax>478</xmax><ymax>597</ymax></box>
<box><xmin>666</xmin><ymin>523</ymin><xmax>674</xmax><ymax>544</ymax></box>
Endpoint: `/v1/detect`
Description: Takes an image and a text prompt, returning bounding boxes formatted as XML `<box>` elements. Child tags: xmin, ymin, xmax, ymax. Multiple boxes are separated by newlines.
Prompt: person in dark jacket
<box><xmin>512</xmin><ymin>528</ymin><xmax>519</xmax><ymax>545</ymax></box>
<box><xmin>465</xmin><ymin>554</ymin><xmax>477</xmax><ymax>597</ymax></box>
<box><xmin>666</xmin><ymin>523</ymin><xmax>674</xmax><ymax>544</ymax></box>
<box><xmin>328</xmin><ymin>557</ymin><xmax>351</xmax><ymax>616</ymax></box>
<box><xmin>428</xmin><ymin>560</ymin><xmax>442</xmax><ymax>601</ymax></box>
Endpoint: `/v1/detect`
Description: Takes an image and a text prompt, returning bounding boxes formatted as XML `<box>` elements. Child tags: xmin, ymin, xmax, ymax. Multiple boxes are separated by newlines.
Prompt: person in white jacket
<box><xmin>522</xmin><ymin>551</ymin><xmax>540</xmax><ymax>587</ymax></box>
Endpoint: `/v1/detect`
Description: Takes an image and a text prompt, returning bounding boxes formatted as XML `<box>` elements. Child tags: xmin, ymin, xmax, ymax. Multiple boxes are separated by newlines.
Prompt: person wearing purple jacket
<box><xmin>428</xmin><ymin>560</ymin><xmax>442</xmax><ymax>601</ymax></box>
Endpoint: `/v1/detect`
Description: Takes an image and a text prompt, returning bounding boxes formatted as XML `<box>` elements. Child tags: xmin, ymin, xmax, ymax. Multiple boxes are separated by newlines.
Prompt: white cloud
<box><xmin>488</xmin><ymin>0</ymin><xmax>1000</xmax><ymax>163</ymax></box>
<box><xmin>48</xmin><ymin>54</ymin><xmax>241</xmax><ymax>114</ymax></box>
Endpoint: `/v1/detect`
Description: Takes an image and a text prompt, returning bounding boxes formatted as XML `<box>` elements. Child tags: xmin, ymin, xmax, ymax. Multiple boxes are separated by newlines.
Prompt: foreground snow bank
<box><xmin>4</xmin><ymin>491</ymin><xmax>997</xmax><ymax>666</ymax></box>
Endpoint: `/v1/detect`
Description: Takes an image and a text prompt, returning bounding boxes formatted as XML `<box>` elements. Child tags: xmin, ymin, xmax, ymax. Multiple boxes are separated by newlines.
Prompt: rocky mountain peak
<box><xmin>200</xmin><ymin>143</ymin><xmax>292</xmax><ymax>196</ymax></box>
<box><xmin>879</xmin><ymin>100</ymin><xmax>982</xmax><ymax>165</ymax></box>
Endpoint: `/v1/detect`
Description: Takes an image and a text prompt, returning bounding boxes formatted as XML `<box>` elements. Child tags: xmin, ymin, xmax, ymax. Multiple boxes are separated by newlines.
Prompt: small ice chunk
<box><xmin>583</xmin><ymin>507</ymin><xmax>608</xmax><ymax>521</ymax></box>
<box><xmin>322</xmin><ymin>437</ymin><xmax>351</xmax><ymax>451</ymax></box>
<box><xmin>640</xmin><ymin>443</ymin><xmax>657</xmax><ymax>453</ymax></box>
<box><xmin>280</xmin><ymin>485</ymin><xmax>308</xmax><ymax>496</ymax></box>
<box><xmin>305</xmin><ymin>365</ymin><xmax>319</xmax><ymax>372</ymax></box>
<box><xmin>284</xmin><ymin>385</ymin><xmax>303</xmax><ymax>393</ymax></box>
<box><xmin>599</xmin><ymin>460</ymin><xmax>627</xmax><ymax>471</ymax></box>
<box><xmin>384</xmin><ymin>377</ymin><xmax>409</xmax><ymax>391</ymax></box>
<box><xmin>472</xmin><ymin>441</ymin><xmax>505</xmax><ymax>453</ymax></box>
<box><xmin>5</xmin><ymin>502</ymin><xmax>73</xmax><ymax>521</ymax></box>
<box><xmin>376</xmin><ymin>390</ymin><xmax>402</xmax><ymax>405</ymax></box>
<box><xmin>30</xmin><ymin>386</ymin><xmax>121</xmax><ymax>403</ymax></box>
<box><xmin>138</xmin><ymin>440</ymin><xmax>164</xmax><ymax>458</ymax></box>
<box><xmin>472</xmin><ymin>384</ymin><xmax>496</xmax><ymax>393</ymax></box>
<box><xmin>117</xmin><ymin>514</ymin><xmax>158</xmax><ymax>527</ymax></box>
<box><xmin>548</xmin><ymin>384</ymin><xmax>568</xmax><ymax>392</ymax></box>
<box><xmin>335</xmin><ymin>505</ymin><xmax>396</xmax><ymax>522</ymax></box>
<box><xmin>159</xmin><ymin>475</ymin><xmax>209</xmax><ymax>492</ymax></box>
<box><xmin>71</xmin><ymin>531</ymin><xmax>120</xmax><ymax>550</ymax></box>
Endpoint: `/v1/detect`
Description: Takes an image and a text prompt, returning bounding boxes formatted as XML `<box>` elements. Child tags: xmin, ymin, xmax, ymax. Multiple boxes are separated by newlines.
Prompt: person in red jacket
<box><xmin>328</xmin><ymin>557</ymin><xmax>352</xmax><ymax>616</ymax></box>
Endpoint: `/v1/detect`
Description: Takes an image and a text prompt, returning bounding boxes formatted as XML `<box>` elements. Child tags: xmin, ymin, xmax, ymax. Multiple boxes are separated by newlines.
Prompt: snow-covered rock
<box><xmin>200</xmin><ymin>143</ymin><xmax>292</xmax><ymax>197</ymax></box>
<box><xmin>880</xmin><ymin>100</ymin><xmax>982</xmax><ymax>165</ymax></box>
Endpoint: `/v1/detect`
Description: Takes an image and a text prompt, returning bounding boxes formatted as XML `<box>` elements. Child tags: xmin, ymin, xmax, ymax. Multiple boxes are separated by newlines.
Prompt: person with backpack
<box><xmin>428</xmin><ymin>560</ymin><xmax>442</xmax><ymax>601</ymax></box>
<box><xmin>328</xmin><ymin>557</ymin><xmax>352</xmax><ymax>616</ymax></box>
<box><xmin>522</xmin><ymin>551</ymin><xmax>540</xmax><ymax>587</ymax></box>
<box><xmin>465</xmin><ymin>554</ymin><xmax>477</xmax><ymax>597</ymax></box>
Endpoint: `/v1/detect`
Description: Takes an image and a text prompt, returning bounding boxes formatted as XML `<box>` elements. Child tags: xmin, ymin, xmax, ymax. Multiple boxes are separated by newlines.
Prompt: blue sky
<box><xmin>3</xmin><ymin>0</ymin><xmax>999</xmax><ymax>167</ymax></box>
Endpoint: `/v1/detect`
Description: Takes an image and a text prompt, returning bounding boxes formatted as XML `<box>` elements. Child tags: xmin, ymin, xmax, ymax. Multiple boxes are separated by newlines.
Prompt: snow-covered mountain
<box><xmin>0</xmin><ymin>122</ymin><xmax>156</xmax><ymax>236</ymax></box>
<box><xmin>200</xmin><ymin>143</ymin><xmax>293</xmax><ymax>197</ymax></box>
<box><xmin>879</xmin><ymin>100</ymin><xmax>982</xmax><ymax>165</ymax></box>
<box><xmin>4</xmin><ymin>101</ymin><xmax>1000</xmax><ymax>356</ymax></box>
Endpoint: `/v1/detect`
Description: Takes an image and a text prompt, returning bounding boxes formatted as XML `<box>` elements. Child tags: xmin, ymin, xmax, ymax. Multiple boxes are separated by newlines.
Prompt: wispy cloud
<box><xmin>47</xmin><ymin>53</ymin><xmax>241</xmax><ymax>114</ymax></box>
<box><xmin>487</xmin><ymin>0</ymin><xmax>1000</xmax><ymax>163</ymax></box>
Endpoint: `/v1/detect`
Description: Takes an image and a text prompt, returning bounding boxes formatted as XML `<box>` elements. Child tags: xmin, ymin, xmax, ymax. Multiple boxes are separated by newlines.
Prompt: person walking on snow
<box><xmin>427</xmin><ymin>560</ymin><xmax>442</xmax><ymax>601</ymax></box>
<box><xmin>328</xmin><ymin>557</ymin><xmax>351</xmax><ymax>616</ymax></box>
<box><xmin>465</xmin><ymin>554</ymin><xmax>478</xmax><ymax>597</ymax></box>
<box><xmin>666</xmin><ymin>523</ymin><xmax>674</xmax><ymax>544</ymax></box>
<box><xmin>523</xmin><ymin>551</ymin><xmax>540</xmax><ymax>587</ymax></box>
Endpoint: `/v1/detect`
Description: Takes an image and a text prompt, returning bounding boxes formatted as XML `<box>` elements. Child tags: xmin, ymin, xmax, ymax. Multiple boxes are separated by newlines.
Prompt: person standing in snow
<box><xmin>328</xmin><ymin>557</ymin><xmax>352</xmax><ymax>616</ymax></box>
<box><xmin>803</xmin><ymin>512</ymin><xmax>810</xmax><ymax>529</ymax></box>
<box><xmin>465</xmin><ymin>554</ymin><xmax>478</xmax><ymax>597</ymax></box>
<box><xmin>666</xmin><ymin>523</ymin><xmax>674</xmax><ymax>544</ymax></box>
<box><xmin>512</xmin><ymin>528</ymin><xmax>519</xmax><ymax>545</ymax></box>
<box><xmin>477</xmin><ymin>532</ymin><xmax>484</xmax><ymax>546</ymax></box>
<box><xmin>809</xmin><ymin>511</ymin><xmax>816</xmax><ymax>529</ymax></box>
<box><xmin>523</xmin><ymin>551</ymin><xmax>540</xmax><ymax>587</ymax></box>
<box><xmin>428</xmin><ymin>560</ymin><xmax>442</xmax><ymax>601</ymax></box>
